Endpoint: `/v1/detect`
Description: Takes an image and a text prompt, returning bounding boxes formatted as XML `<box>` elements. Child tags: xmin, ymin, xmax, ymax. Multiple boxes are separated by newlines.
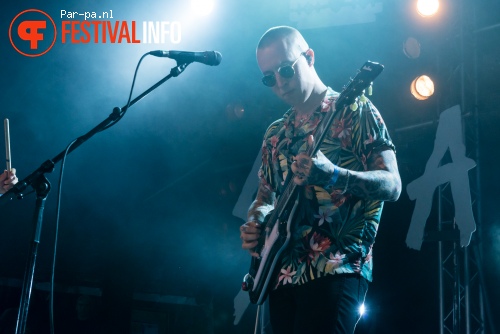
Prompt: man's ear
<box><xmin>304</xmin><ymin>48</ymin><xmax>315</xmax><ymax>66</ymax></box>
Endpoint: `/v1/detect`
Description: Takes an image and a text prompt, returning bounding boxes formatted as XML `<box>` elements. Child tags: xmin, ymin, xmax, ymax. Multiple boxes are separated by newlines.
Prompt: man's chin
<box><xmin>280</xmin><ymin>92</ymin><xmax>296</xmax><ymax>105</ymax></box>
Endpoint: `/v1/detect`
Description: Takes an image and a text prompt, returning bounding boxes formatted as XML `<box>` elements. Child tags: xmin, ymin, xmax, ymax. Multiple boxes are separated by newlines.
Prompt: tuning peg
<box><xmin>350</xmin><ymin>101</ymin><xmax>358</xmax><ymax>111</ymax></box>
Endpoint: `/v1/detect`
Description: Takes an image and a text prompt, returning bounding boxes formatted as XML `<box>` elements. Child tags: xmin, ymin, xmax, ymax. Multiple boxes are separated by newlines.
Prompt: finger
<box><xmin>243</xmin><ymin>229</ymin><xmax>260</xmax><ymax>236</ymax></box>
<box><xmin>2</xmin><ymin>168</ymin><xmax>16</xmax><ymax>183</ymax></box>
<box><xmin>5</xmin><ymin>177</ymin><xmax>16</xmax><ymax>185</ymax></box>
<box><xmin>246</xmin><ymin>221</ymin><xmax>261</xmax><ymax>228</ymax></box>
<box><xmin>242</xmin><ymin>240</ymin><xmax>259</xmax><ymax>250</ymax></box>
<box><xmin>306</xmin><ymin>135</ymin><xmax>314</xmax><ymax>147</ymax></box>
<box><xmin>241</xmin><ymin>231</ymin><xmax>260</xmax><ymax>240</ymax></box>
<box><xmin>241</xmin><ymin>222</ymin><xmax>261</xmax><ymax>234</ymax></box>
<box><xmin>296</xmin><ymin>171</ymin><xmax>306</xmax><ymax>178</ymax></box>
<box><xmin>293</xmin><ymin>174</ymin><xmax>306</xmax><ymax>186</ymax></box>
<box><xmin>241</xmin><ymin>228</ymin><xmax>261</xmax><ymax>239</ymax></box>
<box><xmin>294</xmin><ymin>152</ymin><xmax>308</xmax><ymax>160</ymax></box>
<box><xmin>294</xmin><ymin>153</ymin><xmax>311</xmax><ymax>169</ymax></box>
<box><xmin>297</xmin><ymin>157</ymin><xmax>311</xmax><ymax>171</ymax></box>
<box><xmin>307</xmin><ymin>134</ymin><xmax>314</xmax><ymax>148</ymax></box>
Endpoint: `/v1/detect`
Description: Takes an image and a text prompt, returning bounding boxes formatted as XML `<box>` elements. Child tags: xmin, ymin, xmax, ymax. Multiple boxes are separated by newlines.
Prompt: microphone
<box><xmin>148</xmin><ymin>50</ymin><xmax>222</xmax><ymax>66</ymax></box>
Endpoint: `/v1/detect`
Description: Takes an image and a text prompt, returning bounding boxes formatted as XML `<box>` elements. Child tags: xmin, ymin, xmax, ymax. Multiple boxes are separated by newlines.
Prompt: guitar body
<box><xmin>244</xmin><ymin>194</ymin><xmax>299</xmax><ymax>305</ymax></box>
<box><xmin>242</xmin><ymin>61</ymin><xmax>384</xmax><ymax>305</ymax></box>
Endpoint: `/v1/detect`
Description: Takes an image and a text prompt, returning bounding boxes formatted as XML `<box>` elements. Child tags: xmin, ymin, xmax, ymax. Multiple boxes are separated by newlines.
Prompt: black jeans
<box><xmin>268</xmin><ymin>274</ymin><xmax>368</xmax><ymax>334</ymax></box>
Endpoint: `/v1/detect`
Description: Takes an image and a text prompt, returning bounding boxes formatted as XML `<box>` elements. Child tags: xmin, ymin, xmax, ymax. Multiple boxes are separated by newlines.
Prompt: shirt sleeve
<box><xmin>352</xmin><ymin>100</ymin><xmax>395</xmax><ymax>168</ymax></box>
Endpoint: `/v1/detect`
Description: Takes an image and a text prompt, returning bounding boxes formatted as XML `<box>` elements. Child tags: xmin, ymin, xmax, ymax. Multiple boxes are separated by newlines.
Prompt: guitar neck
<box><xmin>306</xmin><ymin>103</ymin><xmax>348</xmax><ymax>157</ymax></box>
<box><xmin>269</xmin><ymin>174</ymin><xmax>298</xmax><ymax>225</ymax></box>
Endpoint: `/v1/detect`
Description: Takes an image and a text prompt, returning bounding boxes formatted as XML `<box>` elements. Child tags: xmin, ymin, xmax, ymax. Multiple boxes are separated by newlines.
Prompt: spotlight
<box><xmin>417</xmin><ymin>0</ymin><xmax>439</xmax><ymax>17</ymax></box>
<box><xmin>359</xmin><ymin>303</ymin><xmax>366</xmax><ymax>316</ymax></box>
<box><xmin>403</xmin><ymin>37</ymin><xmax>421</xmax><ymax>59</ymax></box>
<box><xmin>191</xmin><ymin>0</ymin><xmax>215</xmax><ymax>16</ymax></box>
<box><xmin>411</xmin><ymin>75</ymin><xmax>435</xmax><ymax>100</ymax></box>
<box><xmin>225</xmin><ymin>102</ymin><xmax>245</xmax><ymax>120</ymax></box>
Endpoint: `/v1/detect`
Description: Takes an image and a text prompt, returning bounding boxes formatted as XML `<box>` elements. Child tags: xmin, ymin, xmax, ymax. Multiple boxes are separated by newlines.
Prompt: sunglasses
<box><xmin>261</xmin><ymin>52</ymin><xmax>306</xmax><ymax>87</ymax></box>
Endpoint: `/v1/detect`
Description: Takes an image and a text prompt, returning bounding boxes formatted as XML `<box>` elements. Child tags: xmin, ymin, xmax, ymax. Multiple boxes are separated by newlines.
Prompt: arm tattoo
<box><xmin>339</xmin><ymin>147</ymin><xmax>402</xmax><ymax>201</ymax></box>
<box><xmin>310</xmin><ymin>156</ymin><xmax>335</xmax><ymax>186</ymax></box>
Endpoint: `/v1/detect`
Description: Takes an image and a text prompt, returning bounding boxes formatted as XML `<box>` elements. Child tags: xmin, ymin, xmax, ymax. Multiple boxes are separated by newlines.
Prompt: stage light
<box><xmin>359</xmin><ymin>303</ymin><xmax>366</xmax><ymax>316</ymax></box>
<box><xmin>403</xmin><ymin>37</ymin><xmax>421</xmax><ymax>59</ymax></box>
<box><xmin>417</xmin><ymin>0</ymin><xmax>439</xmax><ymax>17</ymax></box>
<box><xmin>411</xmin><ymin>75</ymin><xmax>435</xmax><ymax>100</ymax></box>
<box><xmin>191</xmin><ymin>0</ymin><xmax>214</xmax><ymax>16</ymax></box>
<box><xmin>225</xmin><ymin>102</ymin><xmax>245</xmax><ymax>120</ymax></box>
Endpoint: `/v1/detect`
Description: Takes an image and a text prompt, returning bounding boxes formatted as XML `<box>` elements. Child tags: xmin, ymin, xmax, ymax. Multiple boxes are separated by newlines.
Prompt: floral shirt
<box><xmin>259</xmin><ymin>87</ymin><xmax>395</xmax><ymax>289</ymax></box>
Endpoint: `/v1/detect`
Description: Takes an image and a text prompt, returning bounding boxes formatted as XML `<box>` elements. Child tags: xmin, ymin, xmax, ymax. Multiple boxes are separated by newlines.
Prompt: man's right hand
<box><xmin>240</xmin><ymin>221</ymin><xmax>262</xmax><ymax>257</ymax></box>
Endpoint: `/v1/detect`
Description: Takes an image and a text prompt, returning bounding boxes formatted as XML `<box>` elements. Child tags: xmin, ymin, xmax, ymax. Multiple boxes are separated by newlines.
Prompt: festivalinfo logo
<box><xmin>9</xmin><ymin>8</ymin><xmax>182</xmax><ymax>57</ymax></box>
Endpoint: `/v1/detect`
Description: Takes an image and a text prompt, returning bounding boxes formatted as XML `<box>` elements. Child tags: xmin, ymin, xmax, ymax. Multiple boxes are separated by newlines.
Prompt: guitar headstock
<box><xmin>337</xmin><ymin>61</ymin><xmax>384</xmax><ymax>110</ymax></box>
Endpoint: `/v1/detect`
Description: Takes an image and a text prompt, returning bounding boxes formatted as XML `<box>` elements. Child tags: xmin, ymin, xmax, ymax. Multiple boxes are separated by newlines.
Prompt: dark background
<box><xmin>1</xmin><ymin>0</ymin><xmax>499</xmax><ymax>333</ymax></box>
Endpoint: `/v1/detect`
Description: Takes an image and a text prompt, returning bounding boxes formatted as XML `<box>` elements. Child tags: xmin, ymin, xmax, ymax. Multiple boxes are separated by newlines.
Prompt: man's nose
<box><xmin>275</xmin><ymin>73</ymin><xmax>288</xmax><ymax>89</ymax></box>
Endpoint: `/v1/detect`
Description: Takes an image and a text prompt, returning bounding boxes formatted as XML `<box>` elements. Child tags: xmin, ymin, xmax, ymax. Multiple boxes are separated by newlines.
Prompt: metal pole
<box><xmin>438</xmin><ymin>187</ymin><xmax>444</xmax><ymax>334</ymax></box>
<box><xmin>472</xmin><ymin>2</ymin><xmax>488</xmax><ymax>333</ymax></box>
<box><xmin>458</xmin><ymin>2</ymin><xmax>471</xmax><ymax>332</ymax></box>
<box><xmin>464</xmin><ymin>246</ymin><xmax>470</xmax><ymax>334</ymax></box>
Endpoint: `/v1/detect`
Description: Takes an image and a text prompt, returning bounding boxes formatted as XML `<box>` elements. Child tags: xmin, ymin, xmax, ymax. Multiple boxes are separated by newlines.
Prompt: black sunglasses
<box><xmin>262</xmin><ymin>52</ymin><xmax>306</xmax><ymax>87</ymax></box>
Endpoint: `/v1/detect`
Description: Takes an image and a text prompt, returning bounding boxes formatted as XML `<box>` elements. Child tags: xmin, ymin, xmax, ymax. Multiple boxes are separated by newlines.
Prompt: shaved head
<box><xmin>257</xmin><ymin>26</ymin><xmax>309</xmax><ymax>56</ymax></box>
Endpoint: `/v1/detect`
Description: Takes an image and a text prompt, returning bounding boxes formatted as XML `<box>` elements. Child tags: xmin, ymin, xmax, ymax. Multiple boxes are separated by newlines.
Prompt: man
<box><xmin>0</xmin><ymin>169</ymin><xmax>17</xmax><ymax>195</ymax></box>
<box><xmin>240</xmin><ymin>26</ymin><xmax>401</xmax><ymax>333</ymax></box>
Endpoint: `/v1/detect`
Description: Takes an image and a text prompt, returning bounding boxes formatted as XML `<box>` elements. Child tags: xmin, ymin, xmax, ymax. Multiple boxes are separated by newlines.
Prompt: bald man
<box><xmin>240</xmin><ymin>26</ymin><xmax>401</xmax><ymax>333</ymax></box>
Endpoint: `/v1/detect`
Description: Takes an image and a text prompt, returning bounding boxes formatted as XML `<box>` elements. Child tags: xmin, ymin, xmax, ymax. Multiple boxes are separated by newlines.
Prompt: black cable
<box><xmin>48</xmin><ymin>52</ymin><xmax>151</xmax><ymax>334</ymax></box>
<box><xmin>49</xmin><ymin>138</ymin><xmax>76</xmax><ymax>334</ymax></box>
<box><xmin>101</xmin><ymin>52</ymin><xmax>149</xmax><ymax>131</ymax></box>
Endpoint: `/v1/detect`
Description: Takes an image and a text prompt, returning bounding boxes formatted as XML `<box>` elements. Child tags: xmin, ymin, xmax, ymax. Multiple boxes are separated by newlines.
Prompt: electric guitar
<box><xmin>242</xmin><ymin>61</ymin><xmax>384</xmax><ymax>305</ymax></box>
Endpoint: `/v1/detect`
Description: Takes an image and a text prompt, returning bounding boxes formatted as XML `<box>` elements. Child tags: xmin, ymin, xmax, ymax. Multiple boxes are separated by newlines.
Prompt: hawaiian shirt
<box><xmin>259</xmin><ymin>87</ymin><xmax>395</xmax><ymax>288</ymax></box>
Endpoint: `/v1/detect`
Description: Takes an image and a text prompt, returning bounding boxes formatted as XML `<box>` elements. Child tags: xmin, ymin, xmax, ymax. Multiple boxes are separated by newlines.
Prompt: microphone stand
<box><xmin>0</xmin><ymin>61</ymin><xmax>190</xmax><ymax>334</ymax></box>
